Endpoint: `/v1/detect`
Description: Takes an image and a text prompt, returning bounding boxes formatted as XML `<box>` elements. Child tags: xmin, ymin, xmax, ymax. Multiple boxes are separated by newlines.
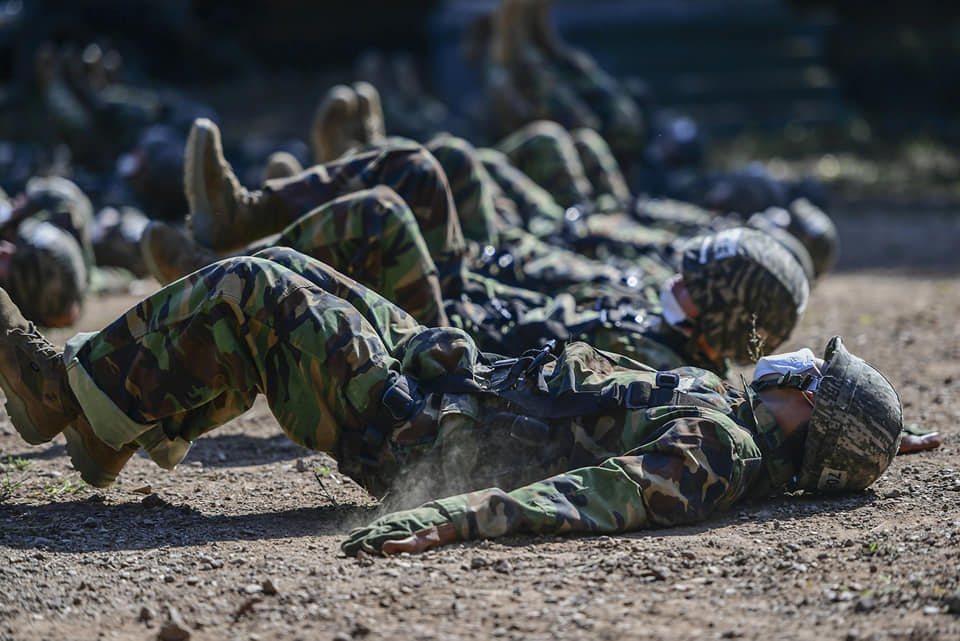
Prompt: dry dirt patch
<box><xmin>1</xmin><ymin>210</ymin><xmax>959</xmax><ymax>641</ymax></box>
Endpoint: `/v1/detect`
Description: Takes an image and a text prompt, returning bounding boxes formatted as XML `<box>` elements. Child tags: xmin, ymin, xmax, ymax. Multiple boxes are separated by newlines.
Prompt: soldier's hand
<box><xmin>381</xmin><ymin>523</ymin><xmax>457</xmax><ymax>555</ymax></box>
<box><xmin>898</xmin><ymin>427</ymin><xmax>942</xmax><ymax>454</ymax></box>
<box><xmin>341</xmin><ymin>506</ymin><xmax>455</xmax><ymax>557</ymax></box>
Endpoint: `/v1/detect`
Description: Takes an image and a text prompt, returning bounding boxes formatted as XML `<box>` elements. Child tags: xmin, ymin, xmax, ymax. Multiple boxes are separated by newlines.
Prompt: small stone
<box><xmin>649</xmin><ymin>566</ymin><xmax>672</xmax><ymax>581</ymax></box>
<box><xmin>854</xmin><ymin>596</ymin><xmax>876</xmax><ymax>612</ymax></box>
<box><xmin>470</xmin><ymin>557</ymin><xmax>487</xmax><ymax>570</ymax></box>
<box><xmin>138</xmin><ymin>606</ymin><xmax>153</xmax><ymax>623</ymax></box>
<box><xmin>492</xmin><ymin>560</ymin><xmax>512</xmax><ymax>574</ymax></box>
<box><xmin>157</xmin><ymin>622</ymin><xmax>190</xmax><ymax>641</ymax></box>
<box><xmin>333</xmin><ymin>634</ymin><xmax>351</xmax><ymax>641</ymax></box>
<box><xmin>163</xmin><ymin>575</ymin><xmax>175</xmax><ymax>584</ymax></box>
<box><xmin>884</xmin><ymin>488</ymin><xmax>906</xmax><ymax>499</ymax></box>
<box><xmin>243</xmin><ymin>584</ymin><xmax>262</xmax><ymax>595</ymax></box>
<box><xmin>944</xmin><ymin>591</ymin><xmax>960</xmax><ymax>614</ymax></box>
<box><xmin>923</xmin><ymin>605</ymin><xmax>943</xmax><ymax>615</ymax></box>
<box><xmin>261</xmin><ymin>579</ymin><xmax>278</xmax><ymax>596</ymax></box>
<box><xmin>158</xmin><ymin>607</ymin><xmax>189</xmax><ymax>641</ymax></box>
<box><xmin>141</xmin><ymin>494</ymin><xmax>166</xmax><ymax>508</ymax></box>
<box><xmin>133</xmin><ymin>485</ymin><xmax>153</xmax><ymax>495</ymax></box>
<box><xmin>296</xmin><ymin>459</ymin><xmax>309</xmax><ymax>472</ymax></box>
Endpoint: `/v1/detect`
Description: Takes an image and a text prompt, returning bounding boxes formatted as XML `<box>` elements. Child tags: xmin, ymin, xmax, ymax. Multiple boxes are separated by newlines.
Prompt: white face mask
<box><xmin>752</xmin><ymin>347</ymin><xmax>823</xmax><ymax>391</ymax></box>
<box><xmin>659</xmin><ymin>277</ymin><xmax>687</xmax><ymax>327</ymax></box>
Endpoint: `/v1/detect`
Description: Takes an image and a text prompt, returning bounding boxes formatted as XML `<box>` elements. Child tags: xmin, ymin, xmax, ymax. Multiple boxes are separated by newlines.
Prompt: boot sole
<box><xmin>63</xmin><ymin>424</ymin><xmax>118</xmax><ymax>489</ymax></box>
<box><xmin>0</xmin><ymin>366</ymin><xmax>55</xmax><ymax>444</ymax></box>
<box><xmin>185</xmin><ymin>119</ymin><xmax>216</xmax><ymax>248</ymax></box>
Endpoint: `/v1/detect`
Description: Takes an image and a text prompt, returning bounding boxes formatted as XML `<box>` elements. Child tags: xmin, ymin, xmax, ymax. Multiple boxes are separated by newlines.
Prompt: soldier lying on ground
<box><xmin>143</xmin><ymin>118</ymin><xmax>811</xmax><ymax>377</ymax></box>
<box><xmin>341</xmin><ymin>335</ymin><xmax>903</xmax><ymax>556</ymax></box>
<box><xmin>132</xmin><ymin>116</ymin><xmax>935</xmax><ymax>456</ymax></box>
<box><xmin>0</xmin><ymin>250</ymin><xmax>904</xmax><ymax>559</ymax></box>
<box><xmin>308</xmin><ymin>82</ymin><xmax>831</xmax><ymax>288</ymax></box>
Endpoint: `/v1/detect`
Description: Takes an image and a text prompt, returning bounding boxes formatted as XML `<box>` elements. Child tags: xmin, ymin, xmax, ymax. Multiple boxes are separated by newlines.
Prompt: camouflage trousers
<box><xmin>254</xmin><ymin>142</ymin><xmax>467</xmax><ymax>296</ymax></box>
<box><xmin>61</xmin><ymin>247</ymin><xmax>713</xmax><ymax>503</ymax></box>
<box><xmin>64</xmin><ymin>248</ymin><xmax>420</xmax><ymax>481</ymax></box>
<box><xmin>235</xmin><ymin>186</ymin><xmax>447</xmax><ymax>327</ymax></box>
<box><xmin>496</xmin><ymin>120</ymin><xmax>631</xmax><ymax>212</ymax></box>
<box><xmin>421</xmin><ymin>133</ymin><xmax>661</xmax><ymax>296</ymax></box>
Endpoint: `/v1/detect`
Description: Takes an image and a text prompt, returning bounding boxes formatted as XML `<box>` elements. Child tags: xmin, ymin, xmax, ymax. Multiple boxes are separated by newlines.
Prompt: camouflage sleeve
<box><xmin>432</xmin><ymin>417</ymin><xmax>748</xmax><ymax>541</ymax></box>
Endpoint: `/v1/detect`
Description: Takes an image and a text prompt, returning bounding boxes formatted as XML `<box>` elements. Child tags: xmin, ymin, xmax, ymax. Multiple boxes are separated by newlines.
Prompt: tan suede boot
<box><xmin>63</xmin><ymin>415</ymin><xmax>139</xmax><ymax>488</ymax></box>
<box><xmin>262</xmin><ymin>151</ymin><xmax>303</xmax><ymax>183</ymax></box>
<box><xmin>184</xmin><ymin>118</ymin><xmax>284</xmax><ymax>252</ymax></box>
<box><xmin>310</xmin><ymin>84</ymin><xmax>360</xmax><ymax>164</ymax></box>
<box><xmin>0</xmin><ymin>287</ymin><xmax>79</xmax><ymax>444</ymax></box>
<box><xmin>353</xmin><ymin>81</ymin><xmax>386</xmax><ymax>146</ymax></box>
<box><xmin>140</xmin><ymin>221</ymin><xmax>220</xmax><ymax>286</ymax></box>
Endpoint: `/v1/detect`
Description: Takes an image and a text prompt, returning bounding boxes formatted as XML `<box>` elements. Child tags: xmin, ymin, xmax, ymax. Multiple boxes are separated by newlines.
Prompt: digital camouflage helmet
<box><xmin>6</xmin><ymin>219</ymin><xmax>88</xmax><ymax>326</ymax></box>
<box><xmin>797</xmin><ymin>336</ymin><xmax>902</xmax><ymax>491</ymax></box>
<box><xmin>681</xmin><ymin>227</ymin><xmax>810</xmax><ymax>363</ymax></box>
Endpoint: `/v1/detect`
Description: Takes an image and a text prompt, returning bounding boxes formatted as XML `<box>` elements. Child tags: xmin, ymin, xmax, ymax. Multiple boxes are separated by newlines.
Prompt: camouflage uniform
<box><xmin>421</xmin><ymin>132</ymin><xmax>674</xmax><ymax>294</ymax></box>
<box><xmin>221</xmin><ymin>141</ymin><xmax>468</xmax><ymax>297</ymax></box>
<box><xmin>62</xmin><ymin>248</ymin><xmax>798</xmax><ymax>510</ymax></box>
<box><xmin>342</xmin><ymin>343</ymin><xmax>799</xmax><ymax>553</ymax></box>
<box><xmin>204</xmin><ymin>191</ymin><xmax>748</xmax><ymax>377</ymax></box>
<box><xmin>238</xmin><ymin>186</ymin><xmax>446</xmax><ymax>327</ymax></box>
<box><xmin>496</xmin><ymin>120</ymin><xmax>630</xmax><ymax>212</ymax></box>
<box><xmin>196</xmin><ymin>174</ymin><xmax>696</xmax><ymax>372</ymax></box>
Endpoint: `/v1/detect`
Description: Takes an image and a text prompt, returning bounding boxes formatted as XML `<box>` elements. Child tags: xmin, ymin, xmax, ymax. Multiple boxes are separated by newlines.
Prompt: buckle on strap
<box><xmin>624</xmin><ymin>381</ymin><xmax>653</xmax><ymax>409</ymax></box>
<box><xmin>656</xmin><ymin>372</ymin><xmax>680</xmax><ymax>389</ymax></box>
<box><xmin>624</xmin><ymin>373</ymin><xmax>682</xmax><ymax>410</ymax></box>
<box><xmin>381</xmin><ymin>374</ymin><xmax>422</xmax><ymax>422</ymax></box>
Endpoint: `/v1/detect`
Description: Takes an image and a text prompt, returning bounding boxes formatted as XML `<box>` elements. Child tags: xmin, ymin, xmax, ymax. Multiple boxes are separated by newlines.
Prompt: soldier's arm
<box><xmin>342</xmin><ymin>419</ymin><xmax>746</xmax><ymax>556</ymax></box>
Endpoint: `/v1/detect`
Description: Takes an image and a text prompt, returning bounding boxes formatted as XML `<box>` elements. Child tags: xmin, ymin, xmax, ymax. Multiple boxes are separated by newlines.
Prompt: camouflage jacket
<box><xmin>445</xmin><ymin>269</ymin><xmax>731</xmax><ymax>377</ymax></box>
<box><xmin>343</xmin><ymin>344</ymin><xmax>798</xmax><ymax>554</ymax></box>
<box><xmin>428</xmin><ymin>384</ymin><xmax>794</xmax><ymax>543</ymax></box>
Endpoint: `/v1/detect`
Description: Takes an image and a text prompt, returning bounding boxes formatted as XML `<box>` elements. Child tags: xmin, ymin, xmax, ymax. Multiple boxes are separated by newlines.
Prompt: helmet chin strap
<box><xmin>750</xmin><ymin>372</ymin><xmax>818</xmax><ymax>393</ymax></box>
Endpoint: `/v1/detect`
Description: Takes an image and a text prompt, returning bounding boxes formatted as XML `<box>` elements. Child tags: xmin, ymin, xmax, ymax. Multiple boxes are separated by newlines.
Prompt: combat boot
<box><xmin>0</xmin><ymin>287</ymin><xmax>80</xmax><ymax>444</ymax></box>
<box><xmin>310</xmin><ymin>84</ymin><xmax>360</xmax><ymax>164</ymax></box>
<box><xmin>262</xmin><ymin>151</ymin><xmax>303</xmax><ymax>183</ymax></box>
<box><xmin>63</xmin><ymin>414</ymin><xmax>139</xmax><ymax>488</ymax></box>
<box><xmin>185</xmin><ymin>118</ymin><xmax>284</xmax><ymax>252</ymax></box>
<box><xmin>353</xmin><ymin>81</ymin><xmax>386</xmax><ymax>146</ymax></box>
<box><xmin>140</xmin><ymin>221</ymin><xmax>219</xmax><ymax>285</ymax></box>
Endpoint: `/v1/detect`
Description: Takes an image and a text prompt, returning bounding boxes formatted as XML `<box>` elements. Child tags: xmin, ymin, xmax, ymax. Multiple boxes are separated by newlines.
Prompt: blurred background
<box><xmin>1</xmin><ymin>0</ymin><xmax>959</xmax><ymax>202</ymax></box>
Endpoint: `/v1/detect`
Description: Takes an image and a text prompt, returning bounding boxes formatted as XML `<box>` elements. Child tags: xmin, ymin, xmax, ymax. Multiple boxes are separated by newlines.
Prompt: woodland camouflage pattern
<box><xmin>67</xmin><ymin>249</ymin><xmax>417</xmax><ymax>478</ymax></box>
<box><xmin>476</xmin><ymin>147</ymin><xmax>567</xmax><ymax>237</ymax></box>
<box><xmin>340</xmin><ymin>341</ymin><xmax>801</xmax><ymax>555</ymax></box>
<box><xmin>245</xmin><ymin>186</ymin><xmax>447</xmax><ymax>327</ymax></box>
<box><xmin>224</xmin><ymin>141</ymin><xmax>468</xmax><ymax>297</ymax></box>
<box><xmin>64</xmin><ymin>247</ymin><xmax>800</xmax><ymax>506</ymax></box>
<box><xmin>496</xmin><ymin>120</ymin><xmax>597</xmax><ymax>209</ymax></box>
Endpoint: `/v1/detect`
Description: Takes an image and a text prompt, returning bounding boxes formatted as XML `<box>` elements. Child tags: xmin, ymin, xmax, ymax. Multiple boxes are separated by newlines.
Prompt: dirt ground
<box><xmin>1</xmin><ymin>205</ymin><xmax>959</xmax><ymax>641</ymax></box>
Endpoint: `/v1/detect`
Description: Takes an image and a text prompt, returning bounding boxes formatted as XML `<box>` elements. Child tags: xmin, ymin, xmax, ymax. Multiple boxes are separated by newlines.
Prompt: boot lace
<box><xmin>7</xmin><ymin>324</ymin><xmax>60</xmax><ymax>361</ymax></box>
